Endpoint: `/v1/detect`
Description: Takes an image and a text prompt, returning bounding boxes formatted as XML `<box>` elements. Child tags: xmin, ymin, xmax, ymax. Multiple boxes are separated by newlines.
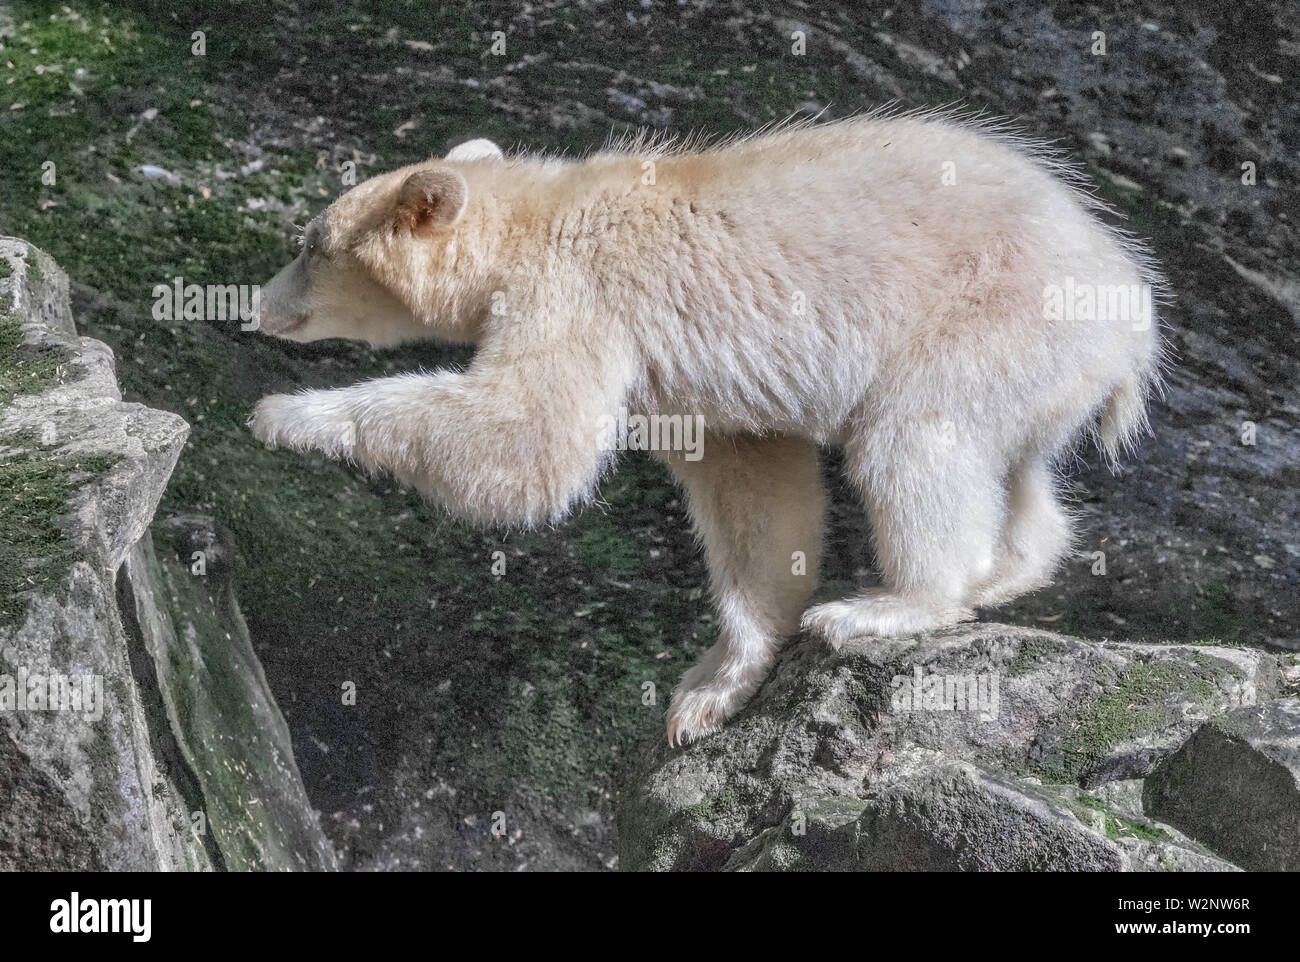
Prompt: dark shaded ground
<box><xmin>1</xmin><ymin>0</ymin><xmax>1296</xmax><ymax>869</ymax></box>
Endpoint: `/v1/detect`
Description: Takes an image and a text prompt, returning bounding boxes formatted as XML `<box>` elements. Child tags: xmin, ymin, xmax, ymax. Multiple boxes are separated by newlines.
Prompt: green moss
<box><xmin>682</xmin><ymin>800</ymin><xmax>713</xmax><ymax>821</ymax></box>
<box><xmin>1073</xmin><ymin>793</ymin><xmax>1107</xmax><ymax>812</ymax></box>
<box><xmin>24</xmin><ymin>248</ymin><xmax>43</xmax><ymax>286</ymax></box>
<box><xmin>1008</xmin><ymin>637</ymin><xmax>1062</xmax><ymax>676</ymax></box>
<box><xmin>144</xmin><ymin>533</ymin><xmax>307</xmax><ymax>869</ymax></box>
<box><xmin>0</xmin><ymin>442</ymin><xmax>116</xmax><ymax>623</ymax></box>
<box><xmin>682</xmin><ymin>788</ymin><xmax>739</xmax><ymax>825</ymax></box>
<box><xmin>1</xmin><ymin>288</ymin><xmax>120</xmax><ymax>622</ymax></box>
<box><xmin>1117</xmin><ymin>819</ymin><xmax>1171</xmax><ymax>843</ymax></box>
<box><xmin>573</xmin><ymin>455</ymin><xmax>676</xmax><ymax>581</ymax></box>
<box><xmin>1190</xmin><ymin>582</ymin><xmax>1244</xmax><ymax>644</ymax></box>
<box><xmin>0</xmin><ymin>259</ymin><xmax>12</xmax><ymax>279</ymax></box>
<box><xmin>0</xmin><ymin>311</ymin><xmax>68</xmax><ymax>408</ymax></box>
<box><xmin>0</xmin><ymin>5</ymin><xmax>293</xmax><ymax>302</ymax></box>
<box><xmin>807</xmin><ymin>796</ymin><xmax>870</xmax><ymax>820</ymax></box>
<box><xmin>1070</xmin><ymin>793</ymin><xmax>1170</xmax><ymax>843</ymax></box>
<box><xmin>577</xmin><ymin>515</ymin><xmax>643</xmax><ymax>579</ymax></box>
<box><xmin>1033</xmin><ymin>655</ymin><xmax>1229</xmax><ymax>785</ymax></box>
<box><xmin>0</xmin><ymin>305</ymin><xmax>74</xmax><ymax>621</ymax></box>
<box><xmin>498</xmin><ymin>665</ymin><xmax>595</xmax><ymax>797</ymax></box>
<box><xmin>496</xmin><ymin>600</ymin><xmax>704</xmax><ymax>800</ymax></box>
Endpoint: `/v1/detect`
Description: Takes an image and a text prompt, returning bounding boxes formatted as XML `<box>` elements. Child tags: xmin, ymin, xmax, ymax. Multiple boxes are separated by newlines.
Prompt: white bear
<box><xmin>249</xmin><ymin>110</ymin><xmax>1164</xmax><ymax>745</ymax></box>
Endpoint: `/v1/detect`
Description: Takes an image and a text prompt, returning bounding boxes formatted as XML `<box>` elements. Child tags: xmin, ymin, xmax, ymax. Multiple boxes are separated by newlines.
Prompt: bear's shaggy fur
<box><xmin>250</xmin><ymin>109</ymin><xmax>1164</xmax><ymax>743</ymax></box>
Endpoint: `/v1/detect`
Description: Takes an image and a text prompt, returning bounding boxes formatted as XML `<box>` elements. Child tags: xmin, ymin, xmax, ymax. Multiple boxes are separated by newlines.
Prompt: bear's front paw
<box><xmin>248</xmin><ymin>394</ymin><xmax>292</xmax><ymax>449</ymax></box>
<box><xmin>665</xmin><ymin>647</ymin><xmax>758</xmax><ymax>747</ymax></box>
<box><xmin>666</xmin><ymin>684</ymin><xmax>737</xmax><ymax>747</ymax></box>
<box><xmin>249</xmin><ymin>392</ymin><xmax>357</xmax><ymax>460</ymax></box>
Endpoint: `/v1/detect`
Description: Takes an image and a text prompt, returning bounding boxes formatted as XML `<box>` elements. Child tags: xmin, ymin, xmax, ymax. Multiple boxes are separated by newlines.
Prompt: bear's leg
<box><xmin>970</xmin><ymin>454</ymin><xmax>1072</xmax><ymax>608</ymax></box>
<box><xmin>660</xmin><ymin>433</ymin><xmax>825</xmax><ymax>745</ymax></box>
<box><xmin>249</xmin><ymin>368</ymin><xmax>615</xmax><ymax>526</ymax></box>
<box><xmin>802</xmin><ymin>422</ymin><xmax>1004</xmax><ymax>645</ymax></box>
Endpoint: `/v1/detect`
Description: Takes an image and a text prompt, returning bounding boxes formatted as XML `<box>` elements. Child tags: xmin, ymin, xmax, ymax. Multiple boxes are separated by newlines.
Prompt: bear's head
<box><xmin>256</xmin><ymin>138</ymin><xmax>504</xmax><ymax>346</ymax></box>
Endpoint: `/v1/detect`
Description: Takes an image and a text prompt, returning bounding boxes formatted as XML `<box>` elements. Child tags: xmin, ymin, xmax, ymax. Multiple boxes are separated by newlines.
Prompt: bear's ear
<box><xmin>395</xmin><ymin>167</ymin><xmax>468</xmax><ymax>234</ymax></box>
<box><xmin>445</xmin><ymin>138</ymin><xmax>503</xmax><ymax>162</ymax></box>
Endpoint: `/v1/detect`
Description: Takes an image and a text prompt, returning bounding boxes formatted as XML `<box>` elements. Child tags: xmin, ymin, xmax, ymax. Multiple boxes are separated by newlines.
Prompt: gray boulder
<box><xmin>121</xmin><ymin>514</ymin><xmax>339</xmax><ymax>870</ymax></box>
<box><xmin>1145</xmin><ymin>698</ymin><xmax>1300</xmax><ymax>871</ymax></box>
<box><xmin>725</xmin><ymin>747</ymin><xmax>1235</xmax><ymax>872</ymax></box>
<box><xmin>618</xmin><ymin>625</ymin><xmax>1278</xmax><ymax>871</ymax></box>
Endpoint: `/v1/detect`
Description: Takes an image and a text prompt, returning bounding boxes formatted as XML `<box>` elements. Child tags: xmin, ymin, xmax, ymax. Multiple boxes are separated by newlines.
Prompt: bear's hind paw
<box><xmin>802</xmin><ymin>592</ymin><xmax>972</xmax><ymax>648</ymax></box>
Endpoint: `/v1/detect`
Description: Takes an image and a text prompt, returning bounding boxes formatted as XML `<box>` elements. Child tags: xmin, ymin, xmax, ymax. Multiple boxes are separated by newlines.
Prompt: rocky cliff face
<box><xmin>0</xmin><ymin>239</ymin><xmax>334</xmax><ymax>871</ymax></box>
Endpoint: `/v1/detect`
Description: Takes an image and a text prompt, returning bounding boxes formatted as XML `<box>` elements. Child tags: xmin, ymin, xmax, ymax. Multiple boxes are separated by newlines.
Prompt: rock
<box><xmin>0</xmin><ymin>240</ymin><xmax>334</xmax><ymax>871</ymax></box>
<box><xmin>1145</xmin><ymin>698</ymin><xmax>1300</xmax><ymax>871</ymax></box>
<box><xmin>618</xmin><ymin>625</ymin><xmax>1275</xmax><ymax>871</ymax></box>
<box><xmin>1</xmin><ymin>239</ymin><xmax>202</xmax><ymax>870</ymax></box>
<box><xmin>1049</xmin><ymin>782</ymin><xmax>1235</xmax><ymax>872</ymax></box>
<box><xmin>124</xmin><ymin>516</ymin><xmax>338</xmax><ymax>870</ymax></box>
<box><xmin>724</xmin><ymin>748</ymin><xmax>1234</xmax><ymax>872</ymax></box>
